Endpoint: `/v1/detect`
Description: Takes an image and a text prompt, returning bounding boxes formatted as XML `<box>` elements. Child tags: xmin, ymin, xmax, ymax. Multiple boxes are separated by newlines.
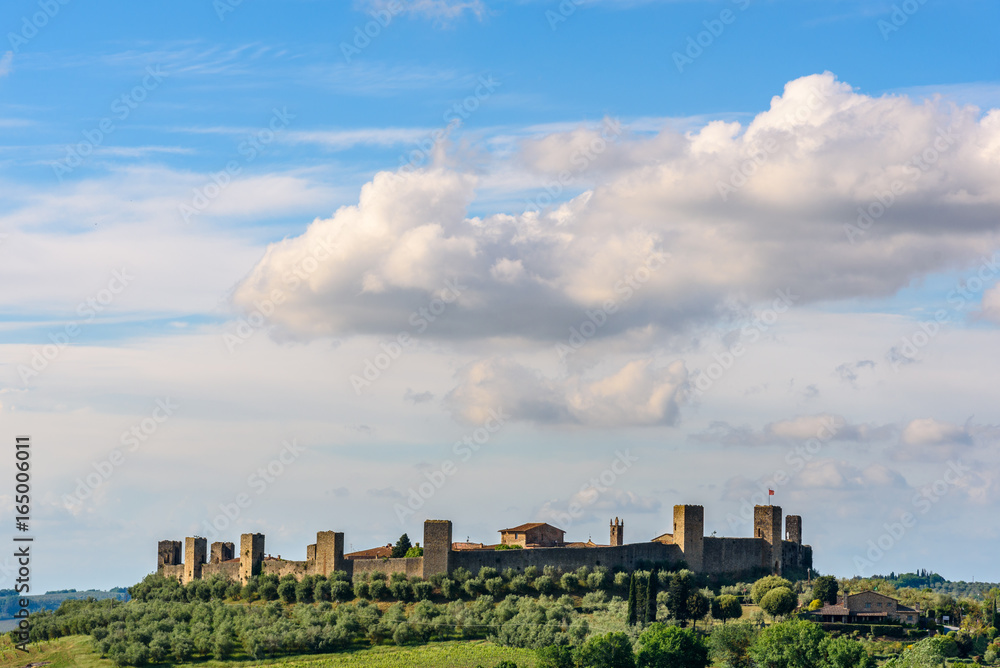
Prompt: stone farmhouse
<box><xmin>157</xmin><ymin>504</ymin><xmax>812</xmax><ymax>585</ymax></box>
<box><xmin>811</xmin><ymin>591</ymin><xmax>921</xmax><ymax>624</ymax></box>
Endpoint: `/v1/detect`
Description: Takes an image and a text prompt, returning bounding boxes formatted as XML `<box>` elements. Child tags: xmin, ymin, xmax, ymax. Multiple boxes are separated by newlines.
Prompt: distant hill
<box><xmin>0</xmin><ymin>587</ymin><xmax>129</xmax><ymax>627</ymax></box>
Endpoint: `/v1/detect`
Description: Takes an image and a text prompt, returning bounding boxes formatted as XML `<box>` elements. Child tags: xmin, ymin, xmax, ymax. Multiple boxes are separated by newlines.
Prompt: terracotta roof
<box><xmin>452</xmin><ymin>542</ymin><xmax>500</xmax><ymax>551</ymax></box>
<box><xmin>345</xmin><ymin>544</ymin><xmax>393</xmax><ymax>559</ymax></box>
<box><xmin>813</xmin><ymin>603</ymin><xmax>850</xmax><ymax>616</ymax></box>
<box><xmin>564</xmin><ymin>540</ymin><xmax>605</xmax><ymax>548</ymax></box>
<box><xmin>499</xmin><ymin>522</ymin><xmax>564</xmax><ymax>533</ymax></box>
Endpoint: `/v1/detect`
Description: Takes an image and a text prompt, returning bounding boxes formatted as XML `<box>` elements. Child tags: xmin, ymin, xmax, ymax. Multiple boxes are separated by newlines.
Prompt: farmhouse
<box><xmin>812</xmin><ymin>591</ymin><xmax>921</xmax><ymax>624</ymax></box>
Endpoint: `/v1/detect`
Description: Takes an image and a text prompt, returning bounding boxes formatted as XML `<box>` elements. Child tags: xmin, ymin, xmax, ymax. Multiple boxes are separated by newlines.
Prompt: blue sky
<box><xmin>2</xmin><ymin>0</ymin><xmax>1000</xmax><ymax>591</ymax></box>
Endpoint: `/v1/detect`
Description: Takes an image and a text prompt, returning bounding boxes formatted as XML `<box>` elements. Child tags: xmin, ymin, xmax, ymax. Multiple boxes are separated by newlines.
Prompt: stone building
<box><xmin>499</xmin><ymin>522</ymin><xmax>566</xmax><ymax>547</ymax></box>
<box><xmin>157</xmin><ymin>503</ymin><xmax>812</xmax><ymax>585</ymax></box>
<box><xmin>812</xmin><ymin>591</ymin><xmax>920</xmax><ymax>624</ymax></box>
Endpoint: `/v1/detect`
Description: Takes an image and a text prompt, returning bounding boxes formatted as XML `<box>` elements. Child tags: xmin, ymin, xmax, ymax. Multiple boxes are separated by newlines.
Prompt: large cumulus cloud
<box><xmin>232</xmin><ymin>72</ymin><xmax>1000</xmax><ymax>347</ymax></box>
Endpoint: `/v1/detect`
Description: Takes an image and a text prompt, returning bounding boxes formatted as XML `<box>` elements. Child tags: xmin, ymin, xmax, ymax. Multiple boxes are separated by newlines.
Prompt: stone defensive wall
<box><xmin>451</xmin><ymin>540</ymin><xmax>682</xmax><ymax>574</ymax></box>
<box><xmin>156</xmin><ymin>504</ymin><xmax>812</xmax><ymax>585</ymax></box>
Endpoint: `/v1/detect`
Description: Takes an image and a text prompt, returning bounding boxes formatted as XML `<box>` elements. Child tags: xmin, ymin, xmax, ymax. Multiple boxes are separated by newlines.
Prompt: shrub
<box><xmin>708</xmin><ymin>621</ymin><xmax>757</xmax><ymax>668</ymax></box>
<box><xmin>759</xmin><ymin>587</ymin><xmax>797</xmax><ymax>619</ymax></box>
<box><xmin>441</xmin><ymin>578</ymin><xmax>459</xmax><ymax>599</ymax></box>
<box><xmin>538</xmin><ymin>644</ymin><xmax>575</xmax><ymax>668</ymax></box>
<box><xmin>750</xmin><ymin>575</ymin><xmax>794</xmax><ymax>605</ymax></box>
<box><xmin>582</xmin><ymin>591</ymin><xmax>609</xmax><ymax>612</ymax></box>
<box><xmin>413</xmin><ymin>581</ymin><xmax>434</xmax><ymax>601</ymax></box>
<box><xmin>577</xmin><ymin>631</ymin><xmax>637</xmax><ymax>668</ymax></box>
<box><xmin>636</xmin><ymin>623</ymin><xmax>709</xmax><ymax>668</ymax></box>
<box><xmin>485</xmin><ymin>577</ymin><xmax>506</xmax><ymax>597</ymax></box>
<box><xmin>712</xmin><ymin>594</ymin><xmax>744</xmax><ymax>623</ymax></box>
<box><xmin>389</xmin><ymin>579</ymin><xmax>412</xmax><ymax>601</ymax></box>
<box><xmin>588</xmin><ymin>570</ymin><xmax>607</xmax><ymax>590</ymax></box>
<box><xmin>330</xmin><ymin>580</ymin><xmax>352</xmax><ymax>601</ymax></box>
<box><xmin>535</xmin><ymin>576</ymin><xmax>557</xmax><ymax>596</ymax></box>
<box><xmin>277</xmin><ymin>581</ymin><xmax>297</xmax><ymax>604</ymax></box>
<box><xmin>368</xmin><ymin>580</ymin><xmax>388</xmax><ymax>601</ymax></box>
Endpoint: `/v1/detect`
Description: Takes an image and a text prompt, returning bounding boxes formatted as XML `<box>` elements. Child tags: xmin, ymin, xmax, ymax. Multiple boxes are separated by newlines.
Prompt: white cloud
<box><xmin>979</xmin><ymin>283</ymin><xmax>1000</xmax><ymax>323</ymax></box>
<box><xmin>233</xmin><ymin>73</ymin><xmax>1000</xmax><ymax>349</ymax></box>
<box><xmin>444</xmin><ymin>357</ymin><xmax>687</xmax><ymax>427</ymax></box>
<box><xmin>0</xmin><ymin>51</ymin><xmax>13</xmax><ymax>78</ymax></box>
<box><xmin>365</xmin><ymin>0</ymin><xmax>487</xmax><ymax>22</ymax></box>
<box><xmin>900</xmin><ymin>418</ymin><xmax>971</xmax><ymax>447</ymax></box>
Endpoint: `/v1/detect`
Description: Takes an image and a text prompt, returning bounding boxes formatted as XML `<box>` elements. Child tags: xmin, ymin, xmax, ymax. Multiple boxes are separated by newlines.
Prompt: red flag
<box><xmin>768</xmin><ymin>489</ymin><xmax>774</xmax><ymax>496</ymax></box>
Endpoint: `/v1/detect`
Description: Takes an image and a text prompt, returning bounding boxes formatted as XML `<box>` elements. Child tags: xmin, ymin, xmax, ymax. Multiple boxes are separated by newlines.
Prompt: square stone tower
<box><xmin>183</xmin><ymin>537</ymin><xmax>207</xmax><ymax>584</ymax></box>
<box><xmin>157</xmin><ymin>540</ymin><xmax>181</xmax><ymax>570</ymax></box>
<box><xmin>673</xmin><ymin>505</ymin><xmax>704</xmax><ymax>571</ymax></box>
<box><xmin>610</xmin><ymin>518</ymin><xmax>624</xmax><ymax>547</ymax></box>
<box><xmin>754</xmin><ymin>505</ymin><xmax>783</xmax><ymax>574</ymax></box>
<box><xmin>210</xmin><ymin>541</ymin><xmax>234</xmax><ymax>564</ymax></box>
<box><xmin>785</xmin><ymin>515</ymin><xmax>802</xmax><ymax>545</ymax></box>
<box><xmin>423</xmin><ymin>520</ymin><xmax>452</xmax><ymax>577</ymax></box>
<box><xmin>239</xmin><ymin>533</ymin><xmax>264</xmax><ymax>585</ymax></box>
<box><xmin>314</xmin><ymin>531</ymin><xmax>344</xmax><ymax>576</ymax></box>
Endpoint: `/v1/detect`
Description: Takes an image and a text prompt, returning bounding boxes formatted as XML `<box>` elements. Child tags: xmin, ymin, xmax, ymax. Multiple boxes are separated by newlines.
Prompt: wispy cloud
<box><xmin>0</xmin><ymin>51</ymin><xmax>13</xmax><ymax>78</ymax></box>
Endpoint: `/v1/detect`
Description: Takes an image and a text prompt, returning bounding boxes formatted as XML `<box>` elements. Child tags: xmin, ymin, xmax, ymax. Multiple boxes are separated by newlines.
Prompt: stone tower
<box><xmin>183</xmin><ymin>537</ymin><xmax>207</xmax><ymax>584</ymax></box>
<box><xmin>239</xmin><ymin>533</ymin><xmax>264</xmax><ymax>584</ymax></box>
<box><xmin>314</xmin><ymin>531</ymin><xmax>344</xmax><ymax>576</ymax></box>
<box><xmin>672</xmin><ymin>505</ymin><xmax>704</xmax><ymax>571</ymax></box>
<box><xmin>754</xmin><ymin>505</ymin><xmax>783</xmax><ymax>575</ymax></box>
<box><xmin>157</xmin><ymin>540</ymin><xmax>181</xmax><ymax>570</ymax></box>
<box><xmin>423</xmin><ymin>520</ymin><xmax>452</xmax><ymax>577</ymax></box>
<box><xmin>610</xmin><ymin>518</ymin><xmax>624</xmax><ymax>546</ymax></box>
<box><xmin>210</xmin><ymin>541</ymin><xmax>234</xmax><ymax>564</ymax></box>
<box><xmin>785</xmin><ymin>515</ymin><xmax>802</xmax><ymax>545</ymax></box>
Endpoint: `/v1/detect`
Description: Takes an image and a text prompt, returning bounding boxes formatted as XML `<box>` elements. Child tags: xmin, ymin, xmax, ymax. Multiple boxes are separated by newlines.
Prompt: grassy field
<box><xmin>0</xmin><ymin>635</ymin><xmax>540</xmax><ymax>668</ymax></box>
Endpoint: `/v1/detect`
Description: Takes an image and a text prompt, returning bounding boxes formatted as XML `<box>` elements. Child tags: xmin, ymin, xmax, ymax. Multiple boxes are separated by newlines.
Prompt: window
<box><xmin>865</xmin><ymin>603</ymin><xmax>871</xmax><ymax>609</ymax></box>
<box><xmin>877</xmin><ymin>603</ymin><xmax>883</xmax><ymax>608</ymax></box>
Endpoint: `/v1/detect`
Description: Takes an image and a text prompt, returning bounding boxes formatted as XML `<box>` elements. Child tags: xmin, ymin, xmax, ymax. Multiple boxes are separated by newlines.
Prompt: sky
<box><xmin>1</xmin><ymin>0</ymin><xmax>999</xmax><ymax>592</ymax></box>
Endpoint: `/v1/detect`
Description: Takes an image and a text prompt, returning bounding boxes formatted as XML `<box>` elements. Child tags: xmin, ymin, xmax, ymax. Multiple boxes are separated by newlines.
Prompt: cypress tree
<box><xmin>646</xmin><ymin>568</ymin><xmax>658</xmax><ymax>624</ymax></box>
<box><xmin>627</xmin><ymin>572</ymin><xmax>638</xmax><ymax>626</ymax></box>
